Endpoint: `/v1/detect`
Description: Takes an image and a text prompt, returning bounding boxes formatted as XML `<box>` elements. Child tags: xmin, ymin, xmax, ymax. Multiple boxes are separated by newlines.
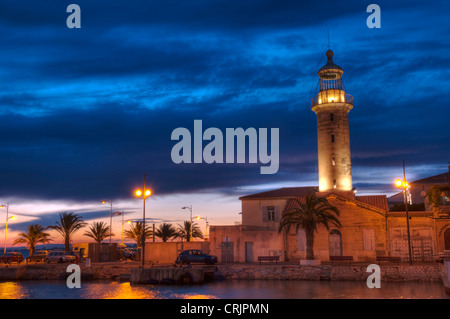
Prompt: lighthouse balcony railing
<box><xmin>311</xmin><ymin>93</ymin><xmax>353</xmax><ymax>107</ymax></box>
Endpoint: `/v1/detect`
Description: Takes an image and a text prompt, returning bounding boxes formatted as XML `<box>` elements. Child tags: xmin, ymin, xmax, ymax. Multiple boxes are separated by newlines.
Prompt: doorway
<box><xmin>245</xmin><ymin>242</ymin><xmax>254</xmax><ymax>263</ymax></box>
<box><xmin>329</xmin><ymin>229</ymin><xmax>343</xmax><ymax>257</ymax></box>
<box><xmin>445</xmin><ymin>229</ymin><xmax>450</xmax><ymax>250</ymax></box>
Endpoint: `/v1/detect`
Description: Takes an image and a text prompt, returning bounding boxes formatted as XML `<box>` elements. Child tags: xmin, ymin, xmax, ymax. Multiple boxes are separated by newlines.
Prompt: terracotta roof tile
<box><xmin>239</xmin><ymin>186</ymin><xmax>317</xmax><ymax>200</ymax></box>
<box><xmin>355</xmin><ymin>195</ymin><xmax>389</xmax><ymax>212</ymax></box>
<box><xmin>387</xmin><ymin>211</ymin><xmax>434</xmax><ymax>218</ymax></box>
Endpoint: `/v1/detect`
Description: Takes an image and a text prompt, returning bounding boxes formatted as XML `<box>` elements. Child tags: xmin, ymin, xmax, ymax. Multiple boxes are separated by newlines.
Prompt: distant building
<box><xmin>209</xmin><ymin>50</ymin><xmax>450</xmax><ymax>263</ymax></box>
<box><xmin>388</xmin><ymin>166</ymin><xmax>450</xmax><ymax>209</ymax></box>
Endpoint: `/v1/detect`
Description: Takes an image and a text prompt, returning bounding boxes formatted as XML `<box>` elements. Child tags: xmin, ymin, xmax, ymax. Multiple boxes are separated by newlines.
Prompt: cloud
<box><xmin>0</xmin><ymin>0</ymin><xmax>448</xmax><ymax>208</ymax></box>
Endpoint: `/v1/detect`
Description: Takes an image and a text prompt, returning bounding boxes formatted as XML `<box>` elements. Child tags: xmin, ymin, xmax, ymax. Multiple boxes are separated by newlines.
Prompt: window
<box><xmin>262</xmin><ymin>206</ymin><xmax>280</xmax><ymax>222</ymax></box>
<box><xmin>331</xmin><ymin>134</ymin><xmax>335</xmax><ymax>142</ymax></box>
<box><xmin>330</xmin><ymin>113</ymin><xmax>334</xmax><ymax>121</ymax></box>
<box><xmin>267</xmin><ymin>206</ymin><xmax>276</xmax><ymax>221</ymax></box>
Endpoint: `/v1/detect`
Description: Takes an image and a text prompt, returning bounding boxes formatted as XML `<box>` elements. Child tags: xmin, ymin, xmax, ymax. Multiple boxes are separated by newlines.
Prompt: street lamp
<box><xmin>395</xmin><ymin>160</ymin><xmax>413</xmax><ymax>265</ymax></box>
<box><xmin>101</xmin><ymin>200</ymin><xmax>113</xmax><ymax>244</ymax></box>
<box><xmin>0</xmin><ymin>204</ymin><xmax>16</xmax><ymax>254</ymax></box>
<box><xmin>182</xmin><ymin>205</ymin><xmax>193</xmax><ymax>242</ymax></box>
<box><xmin>113</xmin><ymin>212</ymin><xmax>131</xmax><ymax>245</ymax></box>
<box><xmin>135</xmin><ymin>174</ymin><xmax>152</xmax><ymax>268</ymax></box>
<box><xmin>195</xmin><ymin>216</ymin><xmax>209</xmax><ymax>240</ymax></box>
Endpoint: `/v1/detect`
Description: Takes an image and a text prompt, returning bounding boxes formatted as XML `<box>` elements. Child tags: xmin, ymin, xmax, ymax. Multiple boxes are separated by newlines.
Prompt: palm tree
<box><xmin>155</xmin><ymin>223</ymin><xmax>178</xmax><ymax>242</ymax></box>
<box><xmin>12</xmin><ymin>224</ymin><xmax>52</xmax><ymax>255</ymax></box>
<box><xmin>49</xmin><ymin>212</ymin><xmax>87</xmax><ymax>251</ymax></box>
<box><xmin>278</xmin><ymin>194</ymin><xmax>342</xmax><ymax>260</ymax></box>
<box><xmin>123</xmin><ymin>221</ymin><xmax>152</xmax><ymax>248</ymax></box>
<box><xmin>176</xmin><ymin>221</ymin><xmax>203</xmax><ymax>242</ymax></box>
<box><xmin>84</xmin><ymin>221</ymin><xmax>114</xmax><ymax>243</ymax></box>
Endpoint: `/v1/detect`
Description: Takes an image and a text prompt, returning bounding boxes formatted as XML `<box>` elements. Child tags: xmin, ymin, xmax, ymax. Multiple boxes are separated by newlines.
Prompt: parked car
<box><xmin>26</xmin><ymin>250</ymin><xmax>49</xmax><ymax>263</ymax></box>
<box><xmin>65</xmin><ymin>251</ymin><xmax>80</xmax><ymax>263</ymax></box>
<box><xmin>175</xmin><ymin>249</ymin><xmax>218</xmax><ymax>265</ymax></box>
<box><xmin>45</xmin><ymin>251</ymin><xmax>76</xmax><ymax>264</ymax></box>
<box><xmin>0</xmin><ymin>252</ymin><xmax>24</xmax><ymax>264</ymax></box>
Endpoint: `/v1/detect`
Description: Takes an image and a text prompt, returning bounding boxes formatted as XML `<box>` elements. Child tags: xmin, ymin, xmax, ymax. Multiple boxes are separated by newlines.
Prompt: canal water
<box><xmin>0</xmin><ymin>280</ymin><xmax>448</xmax><ymax>299</ymax></box>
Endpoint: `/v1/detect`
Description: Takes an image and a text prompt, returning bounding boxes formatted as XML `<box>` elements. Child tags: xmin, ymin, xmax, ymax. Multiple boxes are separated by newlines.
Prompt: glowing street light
<box><xmin>135</xmin><ymin>174</ymin><xmax>152</xmax><ymax>268</ymax></box>
<box><xmin>182</xmin><ymin>205</ymin><xmax>193</xmax><ymax>242</ymax></box>
<box><xmin>101</xmin><ymin>200</ymin><xmax>114</xmax><ymax>244</ymax></box>
<box><xmin>195</xmin><ymin>216</ymin><xmax>209</xmax><ymax>240</ymax></box>
<box><xmin>0</xmin><ymin>203</ymin><xmax>16</xmax><ymax>254</ymax></box>
<box><xmin>113</xmin><ymin>212</ymin><xmax>132</xmax><ymax>245</ymax></box>
<box><xmin>394</xmin><ymin>160</ymin><xmax>413</xmax><ymax>265</ymax></box>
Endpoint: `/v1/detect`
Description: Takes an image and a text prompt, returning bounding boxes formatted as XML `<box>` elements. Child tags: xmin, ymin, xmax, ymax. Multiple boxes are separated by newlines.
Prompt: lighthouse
<box><xmin>311</xmin><ymin>50</ymin><xmax>353</xmax><ymax>193</ymax></box>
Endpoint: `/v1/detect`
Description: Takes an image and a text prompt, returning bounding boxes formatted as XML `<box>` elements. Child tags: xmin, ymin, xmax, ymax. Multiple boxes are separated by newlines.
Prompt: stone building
<box><xmin>209</xmin><ymin>50</ymin><xmax>450</xmax><ymax>263</ymax></box>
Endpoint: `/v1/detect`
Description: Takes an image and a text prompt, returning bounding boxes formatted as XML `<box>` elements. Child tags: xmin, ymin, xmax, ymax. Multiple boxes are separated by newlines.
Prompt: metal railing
<box><xmin>311</xmin><ymin>92</ymin><xmax>353</xmax><ymax>107</ymax></box>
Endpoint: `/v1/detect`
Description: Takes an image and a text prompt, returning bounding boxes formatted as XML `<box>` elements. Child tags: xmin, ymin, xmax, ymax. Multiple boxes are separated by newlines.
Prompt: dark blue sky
<box><xmin>0</xmin><ymin>0</ymin><xmax>449</xmax><ymax>205</ymax></box>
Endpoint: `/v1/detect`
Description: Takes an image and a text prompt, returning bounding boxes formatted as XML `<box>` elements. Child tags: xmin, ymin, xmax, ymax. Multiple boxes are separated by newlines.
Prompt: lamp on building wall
<box><xmin>395</xmin><ymin>160</ymin><xmax>413</xmax><ymax>265</ymax></box>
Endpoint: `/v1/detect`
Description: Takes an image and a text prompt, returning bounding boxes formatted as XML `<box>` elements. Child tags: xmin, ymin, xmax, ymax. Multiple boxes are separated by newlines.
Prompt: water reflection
<box><xmin>0</xmin><ymin>280</ymin><xmax>448</xmax><ymax>299</ymax></box>
<box><xmin>0</xmin><ymin>282</ymin><xmax>30</xmax><ymax>299</ymax></box>
<box><xmin>80</xmin><ymin>282</ymin><xmax>157</xmax><ymax>299</ymax></box>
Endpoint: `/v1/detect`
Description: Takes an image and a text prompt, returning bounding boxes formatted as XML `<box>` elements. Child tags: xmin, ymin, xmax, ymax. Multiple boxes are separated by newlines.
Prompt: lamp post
<box><xmin>182</xmin><ymin>205</ymin><xmax>193</xmax><ymax>242</ymax></box>
<box><xmin>395</xmin><ymin>160</ymin><xmax>413</xmax><ymax>265</ymax></box>
<box><xmin>101</xmin><ymin>200</ymin><xmax>113</xmax><ymax>244</ymax></box>
<box><xmin>113</xmin><ymin>212</ymin><xmax>131</xmax><ymax>245</ymax></box>
<box><xmin>0</xmin><ymin>204</ymin><xmax>16</xmax><ymax>254</ymax></box>
<box><xmin>195</xmin><ymin>216</ymin><xmax>209</xmax><ymax>240</ymax></box>
<box><xmin>135</xmin><ymin>174</ymin><xmax>151</xmax><ymax>268</ymax></box>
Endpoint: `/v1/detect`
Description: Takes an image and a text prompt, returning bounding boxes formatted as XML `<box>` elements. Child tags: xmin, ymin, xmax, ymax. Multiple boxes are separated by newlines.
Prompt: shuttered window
<box><xmin>262</xmin><ymin>206</ymin><xmax>280</xmax><ymax>222</ymax></box>
<box><xmin>363</xmin><ymin>229</ymin><xmax>375</xmax><ymax>251</ymax></box>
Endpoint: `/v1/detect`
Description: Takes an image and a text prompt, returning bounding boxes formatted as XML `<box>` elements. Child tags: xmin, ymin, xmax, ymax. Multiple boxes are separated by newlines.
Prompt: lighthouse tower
<box><xmin>311</xmin><ymin>50</ymin><xmax>353</xmax><ymax>194</ymax></box>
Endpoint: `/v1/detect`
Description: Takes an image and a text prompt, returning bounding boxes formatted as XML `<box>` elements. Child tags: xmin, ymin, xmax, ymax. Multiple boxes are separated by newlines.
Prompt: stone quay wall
<box><xmin>0</xmin><ymin>262</ymin><xmax>442</xmax><ymax>282</ymax></box>
<box><xmin>216</xmin><ymin>263</ymin><xmax>442</xmax><ymax>282</ymax></box>
<box><xmin>0</xmin><ymin>263</ymin><xmax>136</xmax><ymax>281</ymax></box>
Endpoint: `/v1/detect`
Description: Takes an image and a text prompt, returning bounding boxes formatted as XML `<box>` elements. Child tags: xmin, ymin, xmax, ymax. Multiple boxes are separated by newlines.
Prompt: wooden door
<box><xmin>329</xmin><ymin>230</ymin><xmax>342</xmax><ymax>256</ymax></box>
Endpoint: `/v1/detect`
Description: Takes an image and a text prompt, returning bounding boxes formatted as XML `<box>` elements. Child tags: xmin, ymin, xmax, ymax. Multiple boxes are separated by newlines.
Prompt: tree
<box><xmin>12</xmin><ymin>224</ymin><xmax>52</xmax><ymax>255</ymax></box>
<box><xmin>155</xmin><ymin>223</ymin><xmax>178</xmax><ymax>242</ymax></box>
<box><xmin>49</xmin><ymin>212</ymin><xmax>87</xmax><ymax>251</ymax></box>
<box><xmin>278</xmin><ymin>194</ymin><xmax>342</xmax><ymax>260</ymax></box>
<box><xmin>176</xmin><ymin>221</ymin><xmax>203</xmax><ymax>242</ymax></box>
<box><xmin>84</xmin><ymin>221</ymin><xmax>114</xmax><ymax>243</ymax></box>
<box><xmin>123</xmin><ymin>221</ymin><xmax>152</xmax><ymax>248</ymax></box>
